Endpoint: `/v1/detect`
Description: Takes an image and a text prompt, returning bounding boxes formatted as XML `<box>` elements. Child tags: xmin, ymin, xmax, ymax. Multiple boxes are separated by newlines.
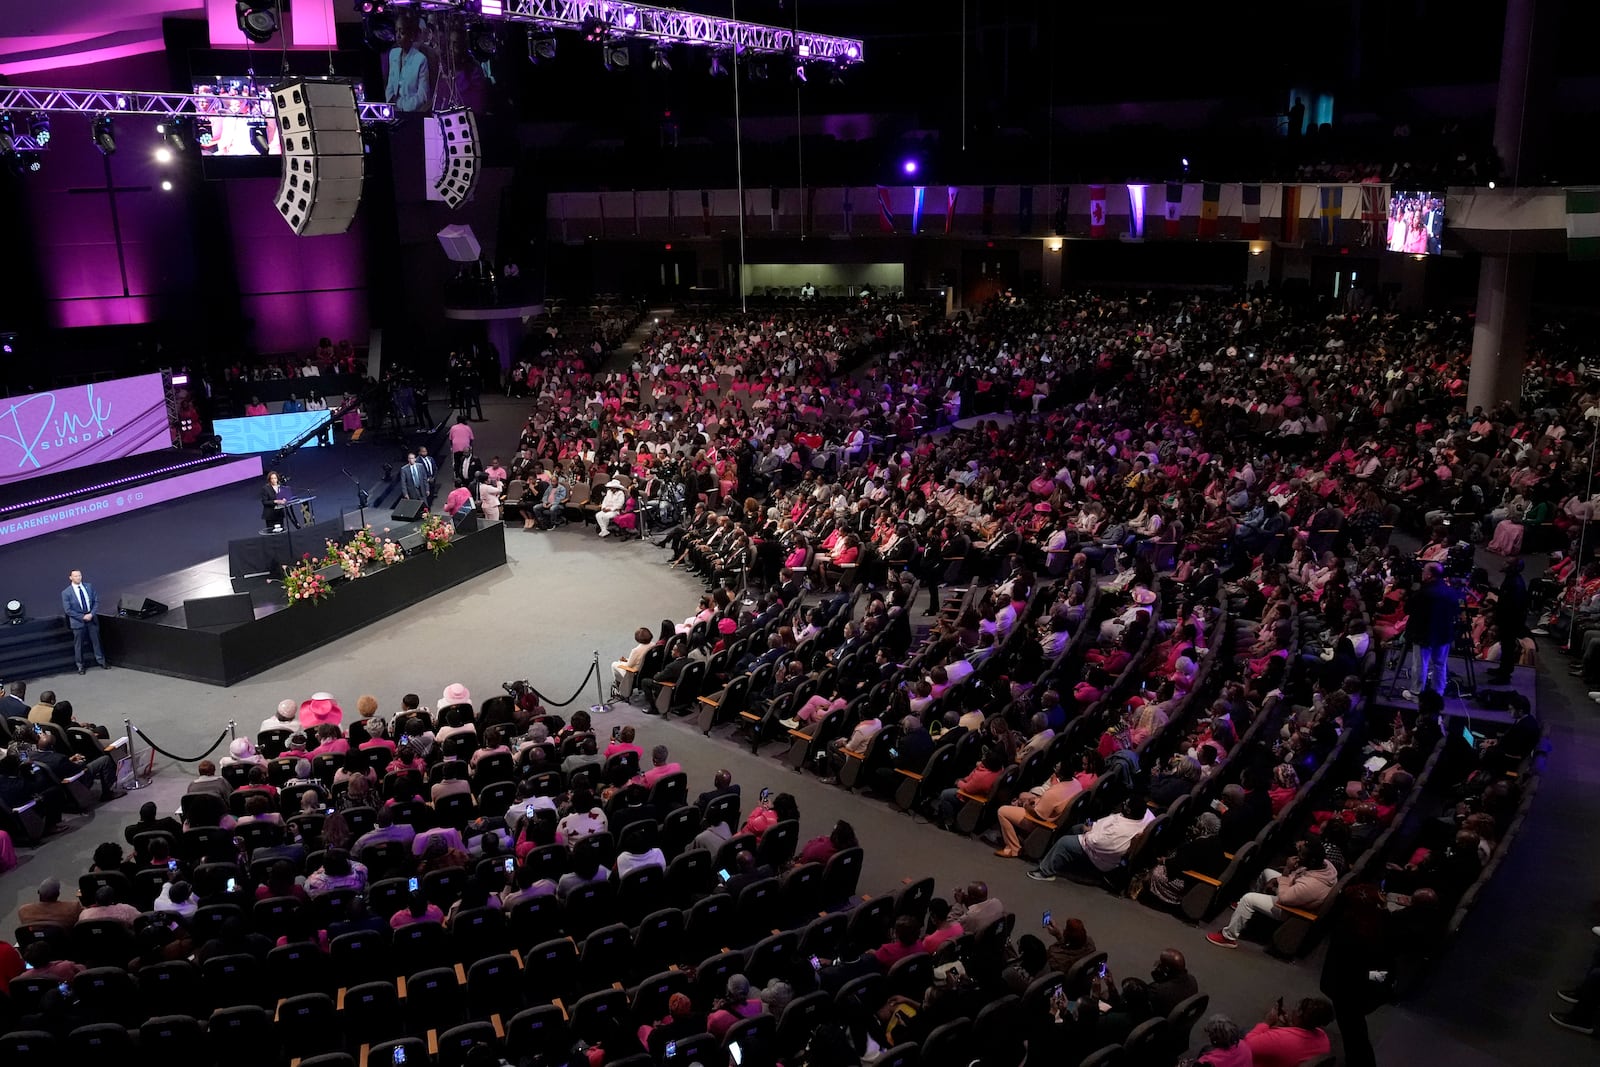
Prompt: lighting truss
<box><xmin>391</xmin><ymin>0</ymin><xmax>864</xmax><ymax>63</ymax></box>
<box><xmin>0</xmin><ymin>86</ymin><xmax>398</xmax><ymax>129</ymax></box>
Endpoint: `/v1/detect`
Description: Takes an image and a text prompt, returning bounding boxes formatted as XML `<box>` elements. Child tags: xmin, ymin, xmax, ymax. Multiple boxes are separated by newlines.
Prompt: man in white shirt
<box><xmin>386</xmin><ymin>23</ymin><xmax>431</xmax><ymax>112</ymax></box>
<box><xmin>1029</xmin><ymin>796</ymin><xmax>1153</xmax><ymax>881</ymax></box>
<box><xmin>616</xmin><ymin>846</ymin><xmax>667</xmax><ymax>878</ymax></box>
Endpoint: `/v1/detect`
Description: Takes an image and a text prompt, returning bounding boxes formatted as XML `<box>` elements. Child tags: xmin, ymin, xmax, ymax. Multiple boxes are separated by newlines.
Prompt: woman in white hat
<box><xmin>595</xmin><ymin>478</ymin><xmax>627</xmax><ymax>537</ymax></box>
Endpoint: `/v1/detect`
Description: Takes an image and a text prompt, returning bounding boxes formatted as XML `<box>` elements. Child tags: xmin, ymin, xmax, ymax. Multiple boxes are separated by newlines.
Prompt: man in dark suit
<box><xmin>400</xmin><ymin>452</ymin><xmax>427</xmax><ymax>500</ymax></box>
<box><xmin>1486</xmin><ymin>559</ymin><xmax>1529</xmax><ymax>685</ymax></box>
<box><xmin>61</xmin><ymin>570</ymin><xmax>107</xmax><ymax>675</ymax></box>
<box><xmin>0</xmin><ymin>680</ymin><xmax>26</xmax><ymax>743</ymax></box>
<box><xmin>417</xmin><ymin>447</ymin><xmax>438</xmax><ymax>501</ymax></box>
<box><xmin>642</xmin><ymin>644</ymin><xmax>691</xmax><ymax>711</ymax></box>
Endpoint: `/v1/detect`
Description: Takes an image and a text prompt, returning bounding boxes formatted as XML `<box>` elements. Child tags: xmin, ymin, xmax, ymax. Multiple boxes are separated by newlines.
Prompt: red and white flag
<box><xmin>1088</xmin><ymin>184</ymin><xmax>1107</xmax><ymax>237</ymax></box>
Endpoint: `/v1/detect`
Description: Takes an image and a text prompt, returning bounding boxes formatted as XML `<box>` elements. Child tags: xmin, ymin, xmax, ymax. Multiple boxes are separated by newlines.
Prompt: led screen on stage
<box><xmin>214</xmin><ymin>411</ymin><xmax>333</xmax><ymax>454</ymax></box>
<box><xmin>0</xmin><ymin>373</ymin><xmax>173</xmax><ymax>487</ymax></box>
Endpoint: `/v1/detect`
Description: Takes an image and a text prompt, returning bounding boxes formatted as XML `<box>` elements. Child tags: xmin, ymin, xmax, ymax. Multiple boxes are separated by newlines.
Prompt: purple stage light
<box><xmin>846</xmin><ymin>44</ymin><xmax>859</xmax><ymax>58</ymax></box>
<box><xmin>623</xmin><ymin>12</ymin><xmax>638</xmax><ymax>28</ymax></box>
<box><xmin>902</xmin><ymin>159</ymin><xmax>918</xmax><ymax>176</ymax></box>
<box><xmin>798</xmin><ymin>44</ymin><xmax>811</xmax><ymax>57</ymax></box>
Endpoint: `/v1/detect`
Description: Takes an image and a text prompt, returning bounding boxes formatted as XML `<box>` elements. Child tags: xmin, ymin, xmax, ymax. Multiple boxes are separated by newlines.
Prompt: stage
<box><xmin>101</xmin><ymin>520</ymin><xmax>507</xmax><ymax>686</ymax></box>
<box><xmin>0</xmin><ymin>415</ymin><xmax>445</xmax><ymax>681</ymax></box>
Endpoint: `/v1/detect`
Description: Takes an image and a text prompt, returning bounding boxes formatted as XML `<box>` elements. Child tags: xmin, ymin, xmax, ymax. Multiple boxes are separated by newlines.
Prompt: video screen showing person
<box><xmin>384</xmin><ymin>17</ymin><xmax>435</xmax><ymax>114</ymax></box>
<box><xmin>1387</xmin><ymin>190</ymin><xmax>1444</xmax><ymax>255</ymax></box>
<box><xmin>192</xmin><ymin>80</ymin><xmax>368</xmax><ymax>156</ymax></box>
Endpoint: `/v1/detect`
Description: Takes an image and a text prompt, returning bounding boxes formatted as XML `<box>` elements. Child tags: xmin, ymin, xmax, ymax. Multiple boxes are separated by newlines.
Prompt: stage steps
<box><xmin>0</xmin><ymin>616</ymin><xmax>79</xmax><ymax>682</ymax></box>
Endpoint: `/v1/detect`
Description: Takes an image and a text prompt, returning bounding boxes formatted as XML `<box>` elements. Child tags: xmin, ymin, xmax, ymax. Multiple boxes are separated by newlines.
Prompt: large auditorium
<box><xmin>0</xmin><ymin>2</ymin><xmax>1592</xmax><ymax>1066</ymax></box>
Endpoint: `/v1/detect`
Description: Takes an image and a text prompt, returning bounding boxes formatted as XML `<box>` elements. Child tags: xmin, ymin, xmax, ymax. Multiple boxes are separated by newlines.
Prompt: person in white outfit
<box><xmin>595</xmin><ymin>479</ymin><xmax>627</xmax><ymax>537</ymax></box>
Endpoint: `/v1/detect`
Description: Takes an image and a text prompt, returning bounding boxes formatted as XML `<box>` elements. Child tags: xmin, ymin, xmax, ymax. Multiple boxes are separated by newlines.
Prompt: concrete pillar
<box><xmin>1468</xmin><ymin>255</ymin><xmax>1533</xmax><ymax>413</ymax></box>
<box><xmin>1469</xmin><ymin>0</ymin><xmax>1549</xmax><ymax>412</ymax></box>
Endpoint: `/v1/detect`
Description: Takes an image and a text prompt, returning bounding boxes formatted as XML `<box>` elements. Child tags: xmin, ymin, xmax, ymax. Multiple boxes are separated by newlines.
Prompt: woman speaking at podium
<box><xmin>262</xmin><ymin>470</ymin><xmax>291</xmax><ymax>531</ymax></box>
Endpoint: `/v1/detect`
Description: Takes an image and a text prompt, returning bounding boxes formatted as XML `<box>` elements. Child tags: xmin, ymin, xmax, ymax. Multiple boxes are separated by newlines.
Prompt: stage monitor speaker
<box><xmin>392</xmin><ymin>499</ymin><xmax>425</xmax><ymax>521</ymax></box>
<box><xmin>398</xmin><ymin>531</ymin><xmax>426</xmax><ymax>554</ymax></box>
<box><xmin>117</xmin><ymin>594</ymin><xmax>168</xmax><ymax>619</ymax></box>
<box><xmin>453</xmin><ymin>514</ymin><xmax>479</xmax><ymax>534</ymax></box>
<box><xmin>272</xmin><ymin>80</ymin><xmax>364</xmax><ymax>237</ymax></box>
<box><xmin>183</xmin><ymin>592</ymin><xmax>254</xmax><ymax>629</ymax></box>
<box><xmin>433</xmin><ymin>108</ymin><xmax>479</xmax><ymax>209</ymax></box>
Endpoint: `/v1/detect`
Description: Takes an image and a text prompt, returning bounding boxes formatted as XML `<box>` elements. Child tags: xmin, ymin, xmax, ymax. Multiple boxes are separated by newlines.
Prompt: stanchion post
<box><xmin>228</xmin><ymin>720</ymin><xmax>237</xmax><ymax>741</ymax></box>
<box><xmin>590</xmin><ymin>650</ymin><xmax>609</xmax><ymax>715</ymax></box>
<box><xmin>122</xmin><ymin>717</ymin><xmax>146</xmax><ymax>791</ymax></box>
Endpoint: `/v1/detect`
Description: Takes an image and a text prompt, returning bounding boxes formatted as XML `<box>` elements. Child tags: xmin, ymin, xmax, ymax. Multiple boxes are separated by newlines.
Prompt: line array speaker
<box><xmin>434</xmin><ymin>108</ymin><xmax>480</xmax><ymax>209</ymax></box>
<box><xmin>273</xmin><ymin>81</ymin><xmax>365</xmax><ymax>236</ymax></box>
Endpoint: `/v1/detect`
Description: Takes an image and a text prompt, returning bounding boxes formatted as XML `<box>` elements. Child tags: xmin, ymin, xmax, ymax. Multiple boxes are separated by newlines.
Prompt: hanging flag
<box><xmin>770</xmin><ymin>186</ymin><xmax>780</xmax><ymax>231</ymax></box>
<box><xmin>1197</xmin><ymin>182</ymin><xmax>1220</xmax><ymax>237</ymax></box>
<box><xmin>1019</xmin><ymin>186</ymin><xmax>1034</xmax><ymax>233</ymax></box>
<box><xmin>1240</xmin><ymin>184</ymin><xmax>1261</xmax><ymax>239</ymax></box>
<box><xmin>1280</xmin><ymin>184</ymin><xmax>1302</xmax><ymax>243</ymax></box>
<box><xmin>701</xmin><ymin>190</ymin><xmax>711</xmax><ymax>236</ymax></box>
<box><xmin>1164</xmin><ymin>182</ymin><xmax>1184</xmax><ymax>237</ymax></box>
<box><xmin>876</xmin><ymin>185</ymin><xmax>896</xmax><ymax>232</ymax></box>
<box><xmin>1318</xmin><ymin>185</ymin><xmax>1342</xmax><ymax>243</ymax></box>
<box><xmin>1126</xmin><ymin>184</ymin><xmax>1147</xmax><ymax>238</ymax></box>
<box><xmin>981</xmin><ymin>186</ymin><xmax>996</xmax><ymax>235</ymax></box>
<box><xmin>1359</xmin><ymin>185</ymin><xmax>1385</xmax><ymax>246</ymax></box>
<box><xmin>842</xmin><ymin>188</ymin><xmax>854</xmax><ymax>232</ymax></box>
<box><xmin>945</xmin><ymin>186</ymin><xmax>959</xmax><ymax>234</ymax></box>
<box><xmin>911</xmin><ymin>186</ymin><xmax>926</xmax><ymax>234</ymax></box>
<box><xmin>1089</xmin><ymin>184</ymin><xmax>1107</xmax><ymax>237</ymax></box>
<box><xmin>805</xmin><ymin>186</ymin><xmax>817</xmax><ymax>235</ymax></box>
<box><xmin>1567</xmin><ymin>188</ymin><xmax>1600</xmax><ymax>260</ymax></box>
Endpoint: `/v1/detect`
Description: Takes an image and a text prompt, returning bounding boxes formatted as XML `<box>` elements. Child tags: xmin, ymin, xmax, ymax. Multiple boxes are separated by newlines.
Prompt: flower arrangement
<box><xmin>283</xmin><ymin>558</ymin><xmax>332</xmax><ymax>604</ymax></box>
<box><xmin>381</xmin><ymin>538</ymin><xmax>402</xmax><ymax>565</ymax></box>
<box><xmin>421</xmin><ymin>513</ymin><xmax>454</xmax><ymax>557</ymax></box>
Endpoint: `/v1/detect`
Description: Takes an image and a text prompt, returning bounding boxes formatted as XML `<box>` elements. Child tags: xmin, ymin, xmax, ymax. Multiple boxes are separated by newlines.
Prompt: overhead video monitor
<box><xmin>1386</xmin><ymin>190</ymin><xmax>1444</xmax><ymax>255</ymax></box>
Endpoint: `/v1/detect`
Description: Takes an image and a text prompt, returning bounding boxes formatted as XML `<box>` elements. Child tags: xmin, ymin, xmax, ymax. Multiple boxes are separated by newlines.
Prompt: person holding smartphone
<box><xmin>388</xmin><ymin>889</ymin><xmax>444</xmax><ymax>929</ymax></box>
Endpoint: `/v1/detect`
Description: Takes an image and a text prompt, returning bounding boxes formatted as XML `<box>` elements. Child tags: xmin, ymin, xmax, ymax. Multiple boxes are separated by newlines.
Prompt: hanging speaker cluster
<box><xmin>272</xmin><ymin>81</ymin><xmax>365</xmax><ymax>236</ymax></box>
<box><xmin>434</xmin><ymin>108</ymin><xmax>480</xmax><ymax>210</ymax></box>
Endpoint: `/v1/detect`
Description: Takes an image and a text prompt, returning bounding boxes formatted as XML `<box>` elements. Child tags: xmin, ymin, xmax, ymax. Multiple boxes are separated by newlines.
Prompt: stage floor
<box><xmin>1373</xmin><ymin>655</ymin><xmax>1538</xmax><ymax>727</ymax></box>
<box><xmin>0</xmin><ymin>424</ymin><xmax>436</xmax><ymax>629</ymax></box>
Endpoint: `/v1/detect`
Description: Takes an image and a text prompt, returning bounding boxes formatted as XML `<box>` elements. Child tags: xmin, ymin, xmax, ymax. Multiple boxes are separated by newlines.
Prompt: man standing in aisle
<box><xmin>1403</xmin><ymin>562</ymin><xmax>1462</xmax><ymax>700</ymax></box>
<box><xmin>61</xmin><ymin>570</ymin><xmax>107</xmax><ymax>675</ymax></box>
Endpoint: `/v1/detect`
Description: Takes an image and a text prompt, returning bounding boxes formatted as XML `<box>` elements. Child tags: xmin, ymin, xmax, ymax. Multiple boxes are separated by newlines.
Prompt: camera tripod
<box><xmin>1382</xmin><ymin>636</ymin><xmax>1477</xmax><ymax>701</ymax></box>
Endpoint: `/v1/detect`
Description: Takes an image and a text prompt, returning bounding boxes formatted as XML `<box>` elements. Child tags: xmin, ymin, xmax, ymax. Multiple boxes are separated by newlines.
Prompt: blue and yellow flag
<box><xmin>1319</xmin><ymin>185</ymin><xmax>1343</xmax><ymax>244</ymax></box>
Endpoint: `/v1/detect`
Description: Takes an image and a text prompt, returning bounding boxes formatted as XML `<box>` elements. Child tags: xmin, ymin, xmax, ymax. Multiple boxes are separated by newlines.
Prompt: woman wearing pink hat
<box><xmin>298</xmin><ymin>692</ymin><xmax>344</xmax><ymax>728</ymax></box>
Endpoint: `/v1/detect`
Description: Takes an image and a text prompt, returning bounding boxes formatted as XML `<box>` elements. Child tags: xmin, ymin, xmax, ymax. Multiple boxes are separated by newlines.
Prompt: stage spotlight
<box><xmin>28</xmin><ymin>111</ymin><xmax>50</xmax><ymax>145</ymax></box>
<box><xmin>603</xmin><ymin>44</ymin><xmax>630</xmax><ymax>71</ymax></box>
<box><xmin>709</xmin><ymin>50</ymin><xmax>730</xmax><ymax>77</ymax></box>
<box><xmin>902</xmin><ymin>158</ymin><xmax>919</xmax><ymax>176</ymax></box>
<box><xmin>161</xmin><ymin>179</ymin><xmax>174</xmax><ymax>191</ymax></box>
<box><xmin>0</xmin><ymin>113</ymin><xmax>13</xmax><ymax>155</ymax></box>
<box><xmin>527</xmin><ymin>34</ymin><xmax>557</xmax><ymax>63</ymax></box>
<box><xmin>155</xmin><ymin>145</ymin><xmax>173</xmax><ymax>163</ymax></box>
<box><xmin>827</xmin><ymin>64</ymin><xmax>845</xmax><ymax>86</ymax></box>
<box><xmin>195</xmin><ymin>117</ymin><xmax>214</xmax><ymax>147</ymax></box>
<box><xmin>92</xmin><ymin>114</ymin><xmax>116</xmax><ymax>155</ymax></box>
<box><xmin>581</xmin><ymin>17</ymin><xmax>608</xmax><ymax>42</ymax></box>
<box><xmin>468</xmin><ymin>26</ymin><xmax>500</xmax><ymax>63</ymax></box>
<box><xmin>358</xmin><ymin>0</ymin><xmax>388</xmax><ymax>12</ymax></box>
<box><xmin>651</xmin><ymin>47</ymin><xmax>671</xmax><ymax>73</ymax></box>
<box><xmin>749</xmin><ymin>58</ymin><xmax>769</xmax><ymax>81</ymax></box>
<box><xmin>791</xmin><ymin>62</ymin><xmax>807</xmax><ymax>85</ymax></box>
<box><xmin>160</xmin><ymin>116</ymin><xmax>193</xmax><ymax>151</ymax></box>
<box><xmin>247</xmin><ymin>119</ymin><xmax>270</xmax><ymax>155</ymax></box>
<box><xmin>19</xmin><ymin>152</ymin><xmax>42</xmax><ymax>174</ymax></box>
<box><xmin>236</xmin><ymin>1</ymin><xmax>280</xmax><ymax>44</ymax></box>
<box><xmin>6</xmin><ymin>600</ymin><xmax>23</xmax><ymax>624</ymax></box>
